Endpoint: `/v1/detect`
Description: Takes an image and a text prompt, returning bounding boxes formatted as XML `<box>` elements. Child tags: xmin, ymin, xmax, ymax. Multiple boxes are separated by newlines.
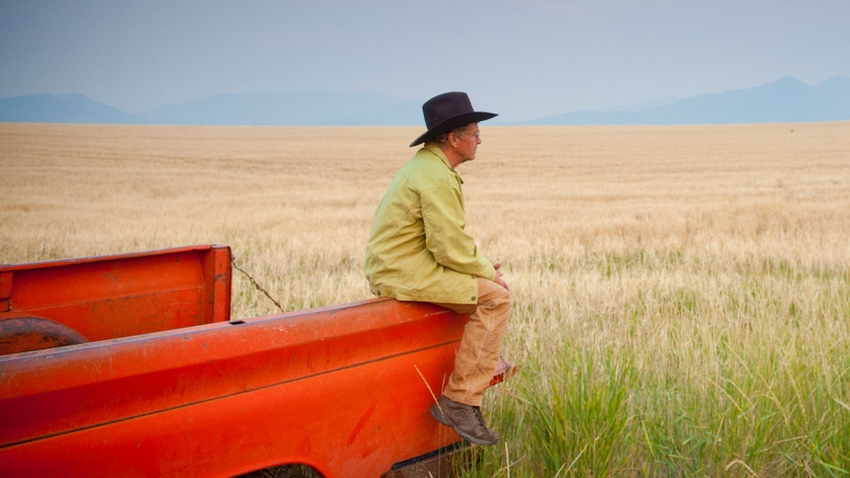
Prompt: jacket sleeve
<box><xmin>419</xmin><ymin>182</ymin><xmax>496</xmax><ymax>281</ymax></box>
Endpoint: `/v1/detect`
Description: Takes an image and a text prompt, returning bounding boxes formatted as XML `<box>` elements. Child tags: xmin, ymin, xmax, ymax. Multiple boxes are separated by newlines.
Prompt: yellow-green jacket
<box><xmin>365</xmin><ymin>143</ymin><xmax>496</xmax><ymax>305</ymax></box>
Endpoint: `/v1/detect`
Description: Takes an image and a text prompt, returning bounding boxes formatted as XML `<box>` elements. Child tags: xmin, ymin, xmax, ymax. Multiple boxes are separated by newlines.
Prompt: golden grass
<box><xmin>2</xmin><ymin>121</ymin><xmax>849</xmax><ymax>474</ymax></box>
<box><xmin>4</xmin><ymin>123</ymin><xmax>846</xmax><ymax>285</ymax></box>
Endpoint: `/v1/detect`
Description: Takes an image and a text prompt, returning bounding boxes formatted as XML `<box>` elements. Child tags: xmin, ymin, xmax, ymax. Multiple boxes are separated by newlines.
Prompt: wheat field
<box><xmin>2</xmin><ymin>122</ymin><xmax>849</xmax><ymax>476</ymax></box>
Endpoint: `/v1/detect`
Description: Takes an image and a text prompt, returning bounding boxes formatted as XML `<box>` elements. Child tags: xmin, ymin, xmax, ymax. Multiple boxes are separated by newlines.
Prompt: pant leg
<box><xmin>439</xmin><ymin>278</ymin><xmax>511</xmax><ymax>407</ymax></box>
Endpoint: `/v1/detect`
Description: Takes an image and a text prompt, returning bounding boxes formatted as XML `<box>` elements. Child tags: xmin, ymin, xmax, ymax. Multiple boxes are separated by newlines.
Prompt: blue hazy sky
<box><xmin>1</xmin><ymin>0</ymin><xmax>848</xmax><ymax>122</ymax></box>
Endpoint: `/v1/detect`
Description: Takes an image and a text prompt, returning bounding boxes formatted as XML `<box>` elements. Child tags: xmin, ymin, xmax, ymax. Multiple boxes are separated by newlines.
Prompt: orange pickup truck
<box><xmin>0</xmin><ymin>245</ymin><xmax>499</xmax><ymax>477</ymax></box>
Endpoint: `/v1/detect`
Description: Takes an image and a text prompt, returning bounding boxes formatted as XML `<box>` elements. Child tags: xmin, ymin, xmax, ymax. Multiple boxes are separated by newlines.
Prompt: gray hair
<box><xmin>432</xmin><ymin>124</ymin><xmax>472</xmax><ymax>145</ymax></box>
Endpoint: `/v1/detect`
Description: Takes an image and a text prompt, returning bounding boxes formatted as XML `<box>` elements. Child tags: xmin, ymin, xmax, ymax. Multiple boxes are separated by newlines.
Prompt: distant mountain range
<box><xmin>1</xmin><ymin>76</ymin><xmax>849</xmax><ymax>126</ymax></box>
<box><xmin>0</xmin><ymin>91</ymin><xmax>423</xmax><ymax>126</ymax></box>
<box><xmin>527</xmin><ymin>76</ymin><xmax>850</xmax><ymax>125</ymax></box>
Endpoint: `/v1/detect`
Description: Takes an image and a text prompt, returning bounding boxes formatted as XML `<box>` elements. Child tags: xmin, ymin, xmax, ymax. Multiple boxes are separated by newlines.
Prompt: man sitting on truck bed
<box><xmin>365</xmin><ymin>91</ymin><xmax>511</xmax><ymax>446</ymax></box>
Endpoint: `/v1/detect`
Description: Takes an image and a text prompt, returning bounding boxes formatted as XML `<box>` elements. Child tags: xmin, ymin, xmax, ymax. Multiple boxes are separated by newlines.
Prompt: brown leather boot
<box><xmin>430</xmin><ymin>395</ymin><xmax>499</xmax><ymax>445</ymax></box>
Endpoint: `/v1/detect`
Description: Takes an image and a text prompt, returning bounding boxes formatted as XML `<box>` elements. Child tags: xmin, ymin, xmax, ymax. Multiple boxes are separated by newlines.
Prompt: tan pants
<box><xmin>435</xmin><ymin>278</ymin><xmax>511</xmax><ymax>407</ymax></box>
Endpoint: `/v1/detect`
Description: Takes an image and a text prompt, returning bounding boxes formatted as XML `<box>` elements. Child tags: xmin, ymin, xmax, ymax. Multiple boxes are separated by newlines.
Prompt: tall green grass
<box><xmin>456</xmin><ymin>247</ymin><xmax>850</xmax><ymax>476</ymax></box>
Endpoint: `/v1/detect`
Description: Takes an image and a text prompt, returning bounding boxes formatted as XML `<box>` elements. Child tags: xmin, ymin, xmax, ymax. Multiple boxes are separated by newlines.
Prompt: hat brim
<box><xmin>409</xmin><ymin>111</ymin><xmax>498</xmax><ymax>147</ymax></box>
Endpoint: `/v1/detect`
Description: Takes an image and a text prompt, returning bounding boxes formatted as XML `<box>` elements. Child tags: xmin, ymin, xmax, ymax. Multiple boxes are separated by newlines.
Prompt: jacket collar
<box><xmin>423</xmin><ymin>143</ymin><xmax>457</xmax><ymax>172</ymax></box>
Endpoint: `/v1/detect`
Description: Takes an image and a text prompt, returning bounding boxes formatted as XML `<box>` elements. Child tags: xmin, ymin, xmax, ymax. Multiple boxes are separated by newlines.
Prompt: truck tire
<box><xmin>0</xmin><ymin>317</ymin><xmax>89</xmax><ymax>355</ymax></box>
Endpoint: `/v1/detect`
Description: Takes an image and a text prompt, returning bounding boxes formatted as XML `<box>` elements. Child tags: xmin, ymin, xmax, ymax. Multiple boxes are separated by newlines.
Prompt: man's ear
<box><xmin>447</xmin><ymin>132</ymin><xmax>459</xmax><ymax>148</ymax></box>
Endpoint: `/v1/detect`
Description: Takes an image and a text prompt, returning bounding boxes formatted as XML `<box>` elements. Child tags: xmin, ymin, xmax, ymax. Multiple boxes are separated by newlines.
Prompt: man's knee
<box><xmin>477</xmin><ymin>278</ymin><xmax>511</xmax><ymax>309</ymax></box>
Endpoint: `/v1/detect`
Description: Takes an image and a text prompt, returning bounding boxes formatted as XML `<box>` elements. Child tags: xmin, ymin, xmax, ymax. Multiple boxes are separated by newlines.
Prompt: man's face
<box><xmin>455</xmin><ymin>123</ymin><xmax>481</xmax><ymax>165</ymax></box>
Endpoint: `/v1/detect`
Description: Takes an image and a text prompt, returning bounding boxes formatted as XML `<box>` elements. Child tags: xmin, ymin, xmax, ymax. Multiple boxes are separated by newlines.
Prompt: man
<box><xmin>364</xmin><ymin>92</ymin><xmax>511</xmax><ymax>445</ymax></box>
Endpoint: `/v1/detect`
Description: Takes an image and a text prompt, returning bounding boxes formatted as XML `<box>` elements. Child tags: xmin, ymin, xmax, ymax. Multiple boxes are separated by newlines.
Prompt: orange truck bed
<box><xmin>0</xmin><ymin>246</ymin><xmax>467</xmax><ymax>477</ymax></box>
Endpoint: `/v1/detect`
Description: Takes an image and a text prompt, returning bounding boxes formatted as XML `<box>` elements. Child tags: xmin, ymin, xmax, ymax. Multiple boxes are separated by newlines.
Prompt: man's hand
<box><xmin>493</xmin><ymin>262</ymin><xmax>510</xmax><ymax>291</ymax></box>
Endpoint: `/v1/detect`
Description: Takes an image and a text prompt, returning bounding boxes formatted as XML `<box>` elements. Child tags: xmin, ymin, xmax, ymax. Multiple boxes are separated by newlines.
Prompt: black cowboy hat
<box><xmin>409</xmin><ymin>92</ymin><xmax>498</xmax><ymax>147</ymax></box>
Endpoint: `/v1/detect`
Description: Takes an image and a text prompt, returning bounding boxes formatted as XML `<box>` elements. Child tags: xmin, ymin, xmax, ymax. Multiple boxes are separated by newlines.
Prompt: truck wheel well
<box><xmin>0</xmin><ymin>316</ymin><xmax>88</xmax><ymax>355</ymax></box>
<box><xmin>236</xmin><ymin>464</ymin><xmax>324</xmax><ymax>478</ymax></box>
